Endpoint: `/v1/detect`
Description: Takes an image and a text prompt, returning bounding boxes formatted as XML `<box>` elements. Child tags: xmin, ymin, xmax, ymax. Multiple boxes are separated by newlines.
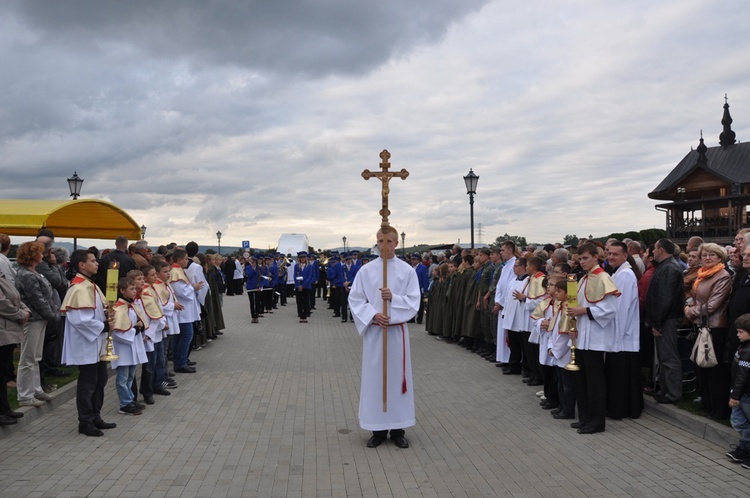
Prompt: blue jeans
<box><xmin>116</xmin><ymin>365</ymin><xmax>137</xmax><ymax>407</ymax></box>
<box><xmin>153</xmin><ymin>341</ymin><xmax>166</xmax><ymax>385</ymax></box>
<box><xmin>730</xmin><ymin>394</ymin><xmax>750</xmax><ymax>449</ymax></box>
<box><xmin>175</xmin><ymin>322</ymin><xmax>194</xmax><ymax>369</ymax></box>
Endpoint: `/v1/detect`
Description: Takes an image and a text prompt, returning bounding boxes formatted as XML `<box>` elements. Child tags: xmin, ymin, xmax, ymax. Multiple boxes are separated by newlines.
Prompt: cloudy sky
<box><xmin>1</xmin><ymin>0</ymin><xmax>749</xmax><ymax>251</ymax></box>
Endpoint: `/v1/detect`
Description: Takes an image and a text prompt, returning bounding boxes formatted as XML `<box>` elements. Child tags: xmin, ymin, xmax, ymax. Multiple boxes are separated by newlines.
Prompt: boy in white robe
<box><xmin>567</xmin><ymin>243</ymin><xmax>620</xmax><ymax>434</ymax></box>
<box><xmin>348</xmin><ymin>226</ymin><xmax>420</xmax><ymax>449</ymax></box>
<box><xmin>60</xmin><ymin>249</ymin><xmax>116</xmax><ymax>437</ymax></box>
<box><xmin>154</xmin><ymin>260</ymin><xmax>179</xmax><ymax>389</ymax></box>
<box><xmin>111</xmin><ymin>277</ymin><xmax>149</xmax><ymax>416</ymax></box>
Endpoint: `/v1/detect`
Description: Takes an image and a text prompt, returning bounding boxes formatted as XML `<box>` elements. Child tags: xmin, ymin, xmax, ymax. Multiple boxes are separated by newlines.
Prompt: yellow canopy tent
<box><xmin>0</xmin><ymin>199</ymin><xmax>142</xmax><ymax>241</ymax></box>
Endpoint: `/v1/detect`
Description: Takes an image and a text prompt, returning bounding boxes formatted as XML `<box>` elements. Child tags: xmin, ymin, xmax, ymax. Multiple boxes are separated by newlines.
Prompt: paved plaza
<box><xmin>1</xmin><ymin>294</ymin><xmax>749</xmax><ymax>497</ymax></box>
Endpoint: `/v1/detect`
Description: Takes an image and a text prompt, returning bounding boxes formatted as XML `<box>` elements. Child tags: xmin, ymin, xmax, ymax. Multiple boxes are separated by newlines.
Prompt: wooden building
<box><xmin>649</xmin><ymin>97</ymin><xmax>750</xmax><ymax>245</ymax></box>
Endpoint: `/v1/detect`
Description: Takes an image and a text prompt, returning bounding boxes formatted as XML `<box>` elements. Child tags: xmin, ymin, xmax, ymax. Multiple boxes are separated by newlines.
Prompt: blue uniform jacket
<box><xmin>295</xmin><ymin>263</ymin><xmax>315</xmax><ymax>289</ymax></box>
<box><xmin>327</xmin><ymin>262</ymin><xmax>345</xmax><ymax>287</ymax></box>
<box><xmin>415</xmin><ymin>264</ymin><xmax>430</xmax><ymax>294</ymax></box>
<box><xmin>245</xmin><ymin>265</ymin><xmax>260</xmax><ymax>291</ymax></box>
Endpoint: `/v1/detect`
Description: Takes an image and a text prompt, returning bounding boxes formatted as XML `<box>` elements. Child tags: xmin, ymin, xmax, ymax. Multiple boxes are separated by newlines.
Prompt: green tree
<box><xmin>563</xmin><ymin>234</ymin><xmax>579</xmax><ymax>246</ymax></box>
<box><xmin>495</xmin><ymin>233</ymin><xmax>527</xmax><ymax>248</ymax></box>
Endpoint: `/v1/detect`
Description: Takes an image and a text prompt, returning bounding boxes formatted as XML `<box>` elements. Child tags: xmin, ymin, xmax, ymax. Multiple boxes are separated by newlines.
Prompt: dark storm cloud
<box><xmin>8</xmin><ymin>0</ymin><xmax>490</xmax><ymax>76</ymax></box>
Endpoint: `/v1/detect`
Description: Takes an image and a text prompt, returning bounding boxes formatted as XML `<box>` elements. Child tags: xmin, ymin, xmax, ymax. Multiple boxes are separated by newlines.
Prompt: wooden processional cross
<box><xmin>361</xmin><ymin>149</ymin><xmax>409</xmax><ymax>412</ymax></box>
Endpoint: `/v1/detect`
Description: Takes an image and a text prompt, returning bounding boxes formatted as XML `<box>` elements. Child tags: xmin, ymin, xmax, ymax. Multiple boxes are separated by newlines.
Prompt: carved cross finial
<box><xmin>361</xmin><ymin>149</ymin><xmax>409</xmax><ymax>227</ymax></box>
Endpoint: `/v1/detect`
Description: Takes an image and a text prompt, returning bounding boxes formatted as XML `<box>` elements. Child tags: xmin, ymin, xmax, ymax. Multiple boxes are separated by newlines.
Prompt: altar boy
<box><xmin>111</xmin><ymin>277</ymin><xmax>148</xmax><ymax>416</ymax></box>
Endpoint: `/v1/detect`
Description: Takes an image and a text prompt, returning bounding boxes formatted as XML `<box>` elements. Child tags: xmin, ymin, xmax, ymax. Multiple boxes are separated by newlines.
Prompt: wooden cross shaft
<box><xmin>360</xmin><ymin>149</ymin><xmax>409</xmax><ymax>412</ymax></box>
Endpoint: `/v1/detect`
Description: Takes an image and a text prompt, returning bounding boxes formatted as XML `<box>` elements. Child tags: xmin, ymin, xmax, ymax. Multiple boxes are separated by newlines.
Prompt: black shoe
<box><xmin>391</xmin><ymin>435</ymin><xmax>410</xmax><ymax>449</ymax></box>
<box><xmin>118</xmin><ymin>403</ymin><xmax>142</xmax><ymax>416</ymax></box>
<box><xmin>215</xmin><ymin>331</ymin><xmax>224</xmax><ymax>335</ymax></box>
<box><xmin>541</xmin><ymin>403</ymin><xmax>559</xmax><ymax>410</ymax></box>
<box><xmin>78</xmin><ymin>424</ymin><xmax>103</xmax><ymax>436</ymax></box>
<box><xmin>654</xmin><ymin>394</ymin><xmax>678</xmax><ymax>404</ymax></box>
<box><xmin>50</xmin><ymin>369</ymin><xmax>71</xmax><ymax>377</ymax></box>
<box><xmin>134</xmin><ymin>402</ymin><xmax>147</xmax><ymax>410</ymax></box>
<box><xmin>94</xmin><ymin>419</ymin><xmax>117</xmax><ymax>430</ymax></box>
<box><xmin>527</xmin><ymin>380</ymin><xmax>544</xmax><ymax>387</ymax></box>
<box><xmin>503</xmin><ymin>370</ymin><xmax>520</xmax><ymax>375</ymax></box>
<box><xmin>4</xmin><ymin>410</ymin><xmax>23</xmax><ymax>419</ymax></box>
<box><xmin>550</xmin><ymin>408</ymin><xmax>562</xmax><ymax>415</ymax></box>
<box><xmin>175</xmin><ymin>367</ymin><xmax>196</xmax><ymax>373</ymax></box>
<box><xmin>168</xmin><ymin>372</ymin><xmax>175</xmax><ymax>377</ymax></box>
<box><xmin>570</xmin><ymin>421</ymin><xmax>584</xmax><ymax>429</ymax></box>
<box><xmin>0</xmin><ymin>414</ymin><xmax>17</xmax><ymax>426</ymax></box>
<box><xmin>164</xmin><ymin>379</ymin><xmax>178</xmax><ymax>389</ymax></box>
<box><xmin>577</xmin><ymin>426</ymin><xmax>604</xmax><ymax>435</ymax></box>
<box><xmin>726</xmin><ymin>446</ymin><xmax>750</xmax><ymax>462</ymax></box>
<box><xmin>342</xmin><ymin>319</ymin><xmax>348</xmax><ymax>323</ymax></box>
<box><xmin>153</xmin><ymin>387</ymin><xmax>171</xmax><ymax>396</ymax></box>
<box><xmin>553</xmin><ymin>412</ymin><xmax>575</xmax><ymax>420</ymax></box>
<box><xmin>187</xmin><ymin>360</ymin><xmax>197</xmax><ymax>366</ymax></box>
<box><xmin>332</xmin><ymin>314</ymin><xmax>341</xmax><ymax>317</ymax></box>
<box><xmin>366</xmin><ymin>435</ymin><xmax>385</xmax><ymax>448</ymax></box>
<box><xmin>143</xmin><ymin>396</ymin><xmax>155</xmax><ymax>405</ymax></box>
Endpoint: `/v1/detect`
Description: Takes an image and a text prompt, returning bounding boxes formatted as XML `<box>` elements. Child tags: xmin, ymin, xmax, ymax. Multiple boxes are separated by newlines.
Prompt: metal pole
<box><xmin>469</xmin><ymin>192</ymin><xmax>475</xmax><ymax>249</ymax></box>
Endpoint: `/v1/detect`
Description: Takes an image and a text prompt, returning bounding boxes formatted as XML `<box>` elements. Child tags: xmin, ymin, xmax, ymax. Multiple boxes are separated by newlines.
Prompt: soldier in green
<box><xmin>475</xmin><ymin>247</ymin><xmax>494</xmax><ymax>358</ymax></box>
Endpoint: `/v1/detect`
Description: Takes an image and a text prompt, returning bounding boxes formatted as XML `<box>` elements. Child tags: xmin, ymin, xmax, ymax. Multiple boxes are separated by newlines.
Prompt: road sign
<box><xmin>242</xmin><ymin>240</ymin><xmax>250</xmax><ymax>250</ymax></box>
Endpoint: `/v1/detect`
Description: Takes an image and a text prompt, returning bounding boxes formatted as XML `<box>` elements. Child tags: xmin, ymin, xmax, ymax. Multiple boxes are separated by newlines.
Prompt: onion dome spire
<box><xmin>697</xmin><ymin>130</ymin><xmax>708</xmax><ymax>163</ymax></box>
<box><xmin>719</xmin><ymin>93</ymin><xmax>737</xmax><ymax>147</ymax></box>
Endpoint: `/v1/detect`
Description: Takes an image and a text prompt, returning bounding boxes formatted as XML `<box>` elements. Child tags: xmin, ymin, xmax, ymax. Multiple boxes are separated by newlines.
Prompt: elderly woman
<box><xmin>684</xmin><ymin>242</ymin><xmax>732</xmax><ymax>419</ymax></box>
<box><xmin>0</xmin><ymin>265</ymin><xmax>29</xmax><ymax>424</ymax></box>
<box><xmin>14</xmin><ymin>242</ymin><xmax>60</xmax><ymax>408</ymax></box>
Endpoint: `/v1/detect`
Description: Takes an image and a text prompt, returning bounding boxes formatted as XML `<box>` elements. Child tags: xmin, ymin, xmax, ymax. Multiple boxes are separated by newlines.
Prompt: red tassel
<box><xmin>402</xmin><ymin>379</ymin><xmax>407</xmax><ymax>394</ymax></box>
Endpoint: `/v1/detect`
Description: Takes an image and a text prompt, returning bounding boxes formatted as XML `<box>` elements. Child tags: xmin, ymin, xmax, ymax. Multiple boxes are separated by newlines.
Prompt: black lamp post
<box><xmin>216</xmin><ymin>230</ymin><xmax>222</xmax><ymax>254</ymax></box>
<box><xmin>463</xmin><ymin>169</ymin><xmax>479</xmax><ymax>249</ymax></box>
<box><xmin>67</xmin><ymin>172</ymin><xmax>84</xmax><ymax>250</ymax></box>
<box><xmin>342</xmin><ymin>236</ymin><xmax>347</xmax><ymax>253</ymax></box>
<box><xmin>140</xmin><ymin>225</ymin><xmax>147</xmax><ymax>240</ymax></box>
<box><xmin>67</xmin><ymin>171</ymin><xmax>84</xmax><ymax>200</ymax></box>
<box><xmin>401</xmin><ymin>231</ymin><xmax>406</xmax><ymax>258</ymax></box>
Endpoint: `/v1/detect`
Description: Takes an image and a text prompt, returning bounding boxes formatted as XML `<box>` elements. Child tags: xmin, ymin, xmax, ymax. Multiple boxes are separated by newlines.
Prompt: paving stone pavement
<box><xmin>1</xmin><ymin>294</ymin><xmax>750</xmax><ymax>497</ymax></box>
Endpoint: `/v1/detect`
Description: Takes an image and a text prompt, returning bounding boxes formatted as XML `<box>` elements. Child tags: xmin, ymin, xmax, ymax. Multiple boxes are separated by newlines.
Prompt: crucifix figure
<box><xmin>361</xmin><ymin>149</ymin><xmax>409</xmax><ymax>411</ymax></box>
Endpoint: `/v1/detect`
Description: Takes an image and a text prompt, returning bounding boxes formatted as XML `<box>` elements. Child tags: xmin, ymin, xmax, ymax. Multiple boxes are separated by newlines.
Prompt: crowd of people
<box><xmin>0</xmin><ymin>232</ymin><xmax>227</xmax><ymax>436</ymax></box>
<box><xmin>419</xmin><ymin>234</ymin><xmax>750</xmax><ymax>467</ymax></box>
<box><xmin>2</xmin><ymin>229</ymin><xmax>750</xmax><ymax>465</ymax></box>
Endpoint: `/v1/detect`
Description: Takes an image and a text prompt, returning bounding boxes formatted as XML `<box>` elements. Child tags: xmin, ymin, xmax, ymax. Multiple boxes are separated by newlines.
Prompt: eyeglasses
<box><xmin>701</xmin><ymin>253</ymin><xmax>720</xmax><ymax>259</ymax></box>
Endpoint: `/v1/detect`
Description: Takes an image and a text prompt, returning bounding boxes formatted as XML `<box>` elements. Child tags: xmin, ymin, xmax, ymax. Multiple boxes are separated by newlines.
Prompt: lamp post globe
<box><xmin>401</xmin><ymin>231</ymin><xmax>406</xmax><ymax>258</ymax></box>
<box><xmin>140</xmin><ymin>225</ymin><xmax>147</xmax><ymax>240</ymax></box>
<box><xmin>216</xmin><ymin>231</ymin><xmax>222</xmax><ymax>254</ymax></box>
<box><xmin>342</xmin><ymin>236</ymin><xmax>347</xmax><ymax>252</ymax></box>
<box><xmin>67</xmin><ymin>171</ymin><xmax>84</xmax><ymax>200</ymax></box>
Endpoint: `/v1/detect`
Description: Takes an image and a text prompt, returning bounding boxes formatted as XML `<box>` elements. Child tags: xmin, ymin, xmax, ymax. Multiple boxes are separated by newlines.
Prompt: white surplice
<box><xmin>612</xmin><ymin>262</ymin><xmax>640</xmax><ymax>353</ymax></box>
<box><xmin>348</xmin><ymin>255</ymin><xmax>420</xmax><ymax>431</ymax></box>
<box><xmin>494</xmin><ymin>257</ymin><xmax>516</xmax><ymax>362</ymax></box>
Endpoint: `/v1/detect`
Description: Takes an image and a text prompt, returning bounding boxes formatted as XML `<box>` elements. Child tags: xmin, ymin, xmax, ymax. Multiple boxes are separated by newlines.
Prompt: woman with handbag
<box><xmin>684</xmin><ymin>243</ymin><xmax>732</xmax><ymax>419</ymax></box>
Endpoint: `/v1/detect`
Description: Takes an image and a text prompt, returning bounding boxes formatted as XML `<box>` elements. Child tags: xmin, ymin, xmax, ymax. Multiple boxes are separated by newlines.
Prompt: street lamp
<box><xmin>401</xmin><ymin>231</ymin><xmax>406</xmax><ymax>258</ymax></box>
<box><xmin>342</xmin><ymin>236</ymin><xmax>347</xmax><ymax>252</ymax></box>
<box><xmin>67</xmin><ymin>171</ymin><xmax>84</xmax><ymax>200</ymax></box>
<box><xmin>140</xmin><ymin>225</ymin><xmax>147</xmax><ymax>240</ymax></box>
<box><xmin>216</xmin><ymin>231</ymin><xmax>222</xmax><ymax>254</ymax></box>
<box><xmin>463</xmin><ymin>169</ymin><xmax>479</xmax><ymax>249</ymax></box>
<box><xmin>67</xmin><ymin>172</ymin><xmax>84</xmax><ymax>250</ymax></box>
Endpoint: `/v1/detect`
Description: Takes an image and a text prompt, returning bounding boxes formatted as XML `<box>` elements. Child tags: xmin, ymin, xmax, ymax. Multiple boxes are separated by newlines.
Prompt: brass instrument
<box><xmin>564</xmin><ymin>274</ymin><xmax>580</xmax><ymax>372</ymax></box>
